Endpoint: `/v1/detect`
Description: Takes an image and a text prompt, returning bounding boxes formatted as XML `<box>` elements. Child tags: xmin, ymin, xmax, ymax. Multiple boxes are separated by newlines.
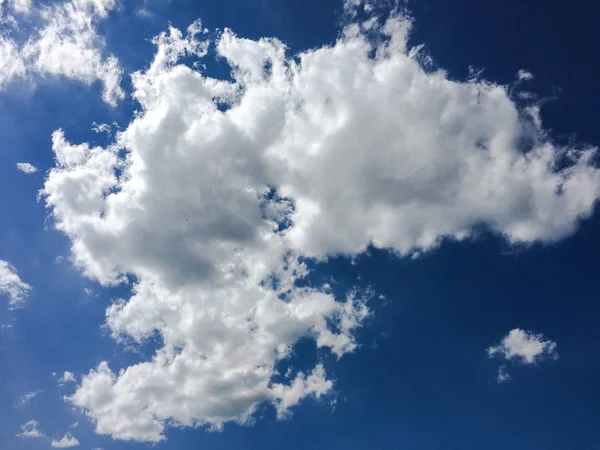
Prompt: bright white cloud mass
<box><xmin>37</xmin><ymin>3</ymin><xmax>600</xmax><ymax>445</ymax></box>
<box><xmin>0</xmin><ymin>259</ymin><xmax>31</xmax><ymax>308</ymax></box>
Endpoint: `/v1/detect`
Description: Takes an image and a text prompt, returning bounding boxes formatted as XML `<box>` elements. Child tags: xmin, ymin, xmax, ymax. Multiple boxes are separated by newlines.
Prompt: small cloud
<box><xmin>496</xmin><ymin>365</ymin><xmax>510</xmax><ymax>383</ymax></box>
<box><xmin>51</xmin><ymin>433</ymin><xmax>80</xmax><ymax>448</ymax></box>
<box><xmin>135</xmin><ymin>7</ymin><xmax>154</xmax><ymax>19</ymax></box>
<box><xmin>91</xmin><ymin>122</ymin><xmax>111</xmax><ymax>136</ymax></box>
<box><xmin>488</xmin><ymin>329</ymin><xmax>557</xmax><ymax>382</ymax></box>
<box><xmin>0</xmin><ymin>259</ymin><xmax>32</xmax><ymax>308</ymax></box>
<box><xmin>57</xmin><ymin>371</ymin><xmax>76</xmax><ymax>385</ymax></box>
<box><xmin>17</xmin><ymin>390</ymin><xmax>40</xmax><ymax>406</ymax></box>
<box><xmin>17</xmin><ymin>420</ymin><xmax>46</xmax><ymax>439</ymax></box>
<box><xmin>83</xmin><ymin>288</ymin><xmax>93</xmax><ymax>296</ymax></box>
<box><xmin>16</xmin><ymin>162</ymin><xmax>38</xmax><ymax>174</ymax></box>
<box><xmin>488</xmin><ymin>328</ymin><xmax>557</xmax><ymax>364</ymax></box>
<box><xmin>517</xmin><ymin>69</ymin><xmax>534</xmax><ymax>81</ymax></box>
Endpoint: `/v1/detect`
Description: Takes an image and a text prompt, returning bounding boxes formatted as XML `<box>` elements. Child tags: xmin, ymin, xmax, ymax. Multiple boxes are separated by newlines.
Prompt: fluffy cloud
<box><xmin>17</xmin><ymin>420</ymin><xmax>46</xmax><ymax>439</ymax></box>
<box><xmin>16</xmin><ymin>162</ymin><xmax>37</xmax><ymax>173</ymax></box>
<box><xmin>488</xmin><ymin>329</ymin><xmax>558</xmax><ymax>381</ymax></box>
<box><xmin>57</xmin><ymin>371</ymin><xmax>77</xmax><ymax>385</ymax></box>
<box><xmin>43</xmin><ymin>9</ymin><xmax>599</xmax><ymax>444</ymax></box>
<box><xmin>488</xmin><ymin>328</ymin><xmax>558</xmax><ymax>364</ymax></box>
<box><xmin>51</xmin><ymin>433</ymin><xmax>80</xmax><ymax>448</ymax></box>
<box><xmin>517</xmin><ymin>69</ymin><xmax>534</xmax><ymax>81</ymax></box>
<box><xmin>0</xmin><ymin>0</ymin><xmax>123</xmax><ymax>104</ymax></box>
<box><xmin>0</xmin><ymin>259</ymin><xmax>31</xmax><ymax>308</ymax></box>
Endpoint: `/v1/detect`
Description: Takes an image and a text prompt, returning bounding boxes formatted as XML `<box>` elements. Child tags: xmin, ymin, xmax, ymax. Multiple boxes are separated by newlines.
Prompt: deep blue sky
<box><xmin>1</xmin><ymin>0</ymin><xmax>599</xmax><ymax>449</ymax></box>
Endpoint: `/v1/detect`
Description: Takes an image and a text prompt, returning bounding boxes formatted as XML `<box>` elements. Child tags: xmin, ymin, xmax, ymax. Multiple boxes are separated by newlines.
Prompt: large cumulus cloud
<box><xmin>43</xmin><ymin>8</ymin><xmax>599</xmax><ymax>443</ymax></box>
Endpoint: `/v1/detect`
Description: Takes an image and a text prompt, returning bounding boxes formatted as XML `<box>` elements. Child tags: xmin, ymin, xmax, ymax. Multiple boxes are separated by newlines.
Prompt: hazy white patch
<box><xmin>17</xmin><ymin>420</ymin><xmax>46</xmax><ymax>439</ymax></box>
<box><xmin>0</xmin><ymin>36</ymin><xmax>26</xmax><ymax>88</ymax></box>
<box><xmin>0</xmin><ymin>259</ymin><xmax>31</xmax><ymax>308</ymax></box>
<box><xmin>496</xmin><ymin>365</ymin><xmax>510</xmax><ymax>383</ymax></box>
<box><xmin>16</xmin><ymin>162</ymin><xmax>37</xmax><ymax>174</ymax></box>
<box><xmin>16</xmin><ymin>390</ymin><xmax>40</xmax><ymax>405</ymax></box>
<box><xmin>135</xmin><ymin>7</ymin><xmax>153</xmax><ymax>19</ymax></box>
<box><xmin>517</xmin><ymin>69</ymin><xmax>534</xmax><ymax>81</ymax></box>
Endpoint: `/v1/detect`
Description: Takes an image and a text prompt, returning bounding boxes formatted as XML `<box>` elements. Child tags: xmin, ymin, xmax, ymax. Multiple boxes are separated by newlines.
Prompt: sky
<box><xmin>1</xmin><ymin>0</ymin><xmax>599</xmax><ymax>449</ymax></box>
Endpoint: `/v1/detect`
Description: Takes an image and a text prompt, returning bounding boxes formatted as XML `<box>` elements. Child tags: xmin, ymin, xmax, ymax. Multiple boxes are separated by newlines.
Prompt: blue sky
<box><xmin>1</xmin><ymin>0</ymin><xmax>599</xmax><ymax>449</ymax></box>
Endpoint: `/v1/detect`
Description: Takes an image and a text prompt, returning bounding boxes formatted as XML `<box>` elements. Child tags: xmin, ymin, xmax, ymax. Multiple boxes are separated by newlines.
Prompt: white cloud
<box><xmin>0</xmin><ymin>36</ymin><xmax>26</xmax><ymax>88</ymax></box>
<box><xmin>17</xmin><ymin>420</ymin><xmax>46</xmax><ymax>439</ymax></box>
<box><xmin>17</xmin><ymin>390</ymin><xmax>39</xmax><ymax>405</ymax></box>
<box><xmin>135</xmin><ymin>7</ymin><xmax>153</xmax><ymax>19</ymax></box>
<box><xmin>1</xmin><ymin>0</ymin><xmax>32</xmax><ymax>15</ymax></box>
<box><xmin>51</xmin><ymin>433</ymin><xmax>80</xmax><ymax>448</ymax></box>
<box><xmin>22</xmin><ymin>0</ymin><xmax>124</xmax><ymax>105</ymax></box>
<box><xmin>58</xmin><ymin>371</ymin><xmax>77</xmax><ymax>385</ymax></box>
<box><xmin>42</xmin><ymin>10</ymin><xmax>599</xmax><ymax>444</ymax></box>
<box><xmin>488</xmin><ymin>329</ymin><xmax>558</xmax><ymax>382</ymax></box>
<box><xmin>271</xmin><ymin>364</ymin><xmax>333</xmax><ymax>418</ymax></box>
<box><xmin>488</xmin><ymin>328</ymin><xmax>558</xmax><ymax>364</ymax></box>
<box><xmin>0</xmin><ymin>259</ymin><xmax>31</xmax><ymax>308</ymax></box>
<box><xmin>16</xmin><ymin>162</ymin><xmax>37</xmax><ymax>173</ymax></box>
<box><xmin>496</xmin><ymin>365</ymin><xmax>510</xmax><ymax>383</ymax></box>
<box><xmin>91</xmin><ymin>122</ymin><xmax>111</xmax><ymax>135</ymax></box>
<box><xmin>517</xmin><ymin>69</ymin><xmax>534</xmax><ymax>81</ymax></box>
<box><xmin>0</xmin><ymin>0</ymin><xmax>124</xmax><ymax>104</ymax></box>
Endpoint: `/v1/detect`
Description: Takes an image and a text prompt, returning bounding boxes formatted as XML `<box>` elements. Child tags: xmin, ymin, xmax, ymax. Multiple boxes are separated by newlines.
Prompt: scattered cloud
<box><xmin>17</xmin><ymin>390</ymin><xmax>39</xmax><ymax>405</ymax></box>
<box><xmin>488</xmin><ymin>329</ymin><xmax>558</xmax><ymax>364</ymax></box>
<box><xmin>0</xmin><ymin>35</ymin><xmax>26</xmax><ymax>88</ymax></box>
<box><xmin>488</xmin><ymin>329</ymin><xmax>558</xmax><ymax>381</ymax></box>
<box><xmin>57</xmin><ymin>371</ymin><xmax>76</xmax><ymax>385</ymax></box>
<box><xmin>0</xmin><ymin>0</ymin><xmax>32</xmax><ymax>16</ymax></box>
<box><xmin>17</xmin><ymin>420</ymin><xmax>46</xmax><ymax>439</ymax></box>
<box><xmin>271</xmin><ymin>364</ymin><xmax>333</xmax><ymax>418</ymax></box>
<box><xmin>496</xmin><ymin>365</ymin><xmax>510</xmax><ymax>383</ymax></box>
<box><xmin>51</xmin><ymin>433</ymin><xmax>80</xmax><ymax>448</ymax></box>
<box><xmin>91</xmin><ymin>122</ymin><xmax>111</xmax><ymax>135</ymax></box>
<box><xmin>0</xmin><ymin>0</ymin><xmax>124</xmax><ymax>104</ymax></box>
<box><xmin>16</xmin><ymin>162</ymin><xmax>37</xmax><ymax>174</ymax></box>
<box><xmin>41</xmin><ymin>8</ymin><xmax>599</xmax><ymax>444</ymax></box>
<box><xmin>0</xmin><ymin>259</ymin><xmax>31</xmax><ymax>308</ymax></box>
<box><xmin>134</xmin><ymin>7</ymin><xmax>153</xmax><ymax>19</ymax></box>
<box><xmin>517</xmin><ymin>69</ymin><xmax>534</xmax><ymax>81</ymax></box>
